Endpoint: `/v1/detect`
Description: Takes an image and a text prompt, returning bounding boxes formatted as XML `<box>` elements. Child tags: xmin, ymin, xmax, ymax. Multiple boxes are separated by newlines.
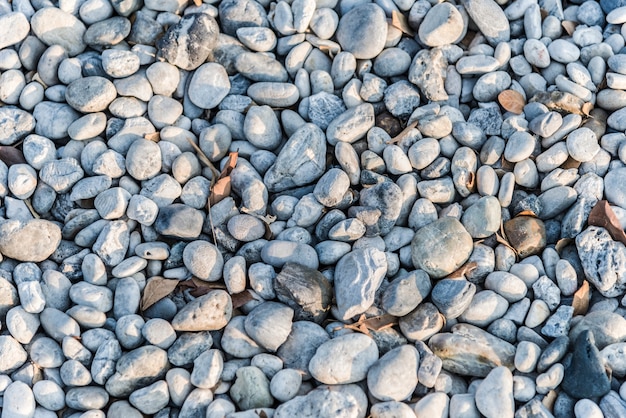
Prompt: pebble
<box><xmin>274</xmin><ymin>384</ymin><xmax>367</xmax><ymax>417</ymax></box>
<box><xmin>171</xmin><ymin>290</ymin><xmax>232</xmax><ymax>331</ymax></box>
<box><xmin>309</xmin><ymin>333</ymin><xmax>379</xmax><ymax>384</ymax></box>
<box><xmin>411</xmin><ymin>217</ymin><xmax>473</xmax><ymax>278</ymax></box>
<box><xmin>335</xmin><ymin>4</ymin><xmax>387</xmax><ymax>59</ymax></box>
<box><xmin>576</xmin><ymin>226</ymin><xmax>626</xmax><ymax>297</ymax></box>
<box><xmin>230</xmin><ymin>366</ymin><xmax>273</xmax><ymax>410</ymax></box>
<box><xmin>367</xmin><ymin>345</ymin><xmax>419</xmax><ymax>401</ymax></box>
<box><xmin>475</xmin><ymin>366</ymin><xmax>514</xmax><ymax>418</ymax></box>
<box><xmin>30</xmin><ymin>7</ymin><xmax>86</xmax><ymax>56</ymax></box>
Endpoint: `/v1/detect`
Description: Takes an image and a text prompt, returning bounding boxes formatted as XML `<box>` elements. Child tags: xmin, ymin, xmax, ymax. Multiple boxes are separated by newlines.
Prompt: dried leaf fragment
<box><xmin>572</xmin><ymin>280</ymin><xmax>590</xmax><ymax>316</ymax></box>
<box><xmin>231</xmin><ymin>290</ymin><xmax>255</xmax><ymax>310</ymax></box>
<box><xmin>498</xmin><ymin>90</ymin><xmax>525</xmax><ymax>114</ymax></box>
<box><xmin>391</xmin><ymin>11</ymin><xmax>415</xmax><ymax>37</ymax></box>
<box><xmin>587</xmin><ymin>200</ymin><xmax>626</xmax><ymax>246</ymax></box>
<box><xmin>140</xmin><ymin>277</ymin><xmax>180</xmax><ymax>311</ymax></box>
<box><xmin>0</xmin><ymin>146</ymin><xmax>27</xmax><ymax>166</ymax></box>
<box><xmin>144</xmin><ymin>132</ymin><xmax>160</xmax><ymax>142</ymax></box>
<box><xmin>192</xmin><ymin>0</ymin><xmax>202</xmax><ymax>5</ymax></box>
<box><xmin>562</xmin><ymin>21</ymin><xmax>577</xmax><ymax>36</ymax></box>
<box><xmin>446</xmin><ymin>261</ymin><xmax>478</xmax><ymax>279</ymax></box>
<box><xmin>342</xmin><ymin>314</ymin><xmax>398</xmax><ymax>335</ymax></box>
<box><xmin>209</xmin><ymin>151</ymin><xmax>238</xmax><ymax>206</ymax></box>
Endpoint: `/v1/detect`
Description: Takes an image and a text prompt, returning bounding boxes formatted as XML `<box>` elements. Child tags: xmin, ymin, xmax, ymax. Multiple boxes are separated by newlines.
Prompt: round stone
<box><xmin>188</xmin><ymin>63</ymin><xmax>231</xmax><ymax>109</ymax></box>
<box><xmin>65</xmin><ymin>76</ymin><xmax>117</xmax><ymax>113</ymax></box>
<box><xmin>182</xmin><ymin>240</ymin><xmax>224</xmax><ymax>282</ymax></box>
<box><xmin>335</xmin><ymin>4</ymin><xmax>388</xmax><ymax>59</ymax></box>
<box><xmin>126</xmin><ymin>138</ymin><xmax>162</xmax><ymax>181</ymax></box>
<box><xmin>411</xmin><ymin>217</ymin><xmax>474</xmax><ymax>278</ymax></box>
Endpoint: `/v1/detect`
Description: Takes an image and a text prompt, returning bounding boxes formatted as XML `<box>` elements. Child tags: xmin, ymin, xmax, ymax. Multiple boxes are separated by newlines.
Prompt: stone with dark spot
<box><xmin>157</xmin><ymin>13</ymin><xmax>220</xmax><ymax>71</ymax></box>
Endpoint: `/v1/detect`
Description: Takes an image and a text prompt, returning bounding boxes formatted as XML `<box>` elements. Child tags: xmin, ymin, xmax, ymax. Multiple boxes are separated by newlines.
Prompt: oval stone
<box><xmin>411</xmin><ymin>217</ymin><xmax>474</xmax><ymax>278</ymax></box>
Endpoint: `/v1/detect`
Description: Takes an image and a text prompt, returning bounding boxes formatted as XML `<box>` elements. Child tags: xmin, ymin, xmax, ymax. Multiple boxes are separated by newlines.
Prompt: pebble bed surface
<box><xmin>5</xmin><ymin>0</ymin><xmax>626</xmax><ymax>416</ymax></box>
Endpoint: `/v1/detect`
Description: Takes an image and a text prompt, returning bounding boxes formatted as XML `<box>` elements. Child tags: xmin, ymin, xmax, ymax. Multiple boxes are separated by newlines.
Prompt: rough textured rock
<box><xmin>576</xmin><ymin>226</ymin><xmax>626</xmax><ymax>297</ymax></box>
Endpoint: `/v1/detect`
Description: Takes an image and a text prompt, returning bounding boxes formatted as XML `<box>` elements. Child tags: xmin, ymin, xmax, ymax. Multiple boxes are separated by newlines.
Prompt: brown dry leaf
<box><xmin>446</xmin><ymin>261</ymin><xmax>478</xmax><ymax>279</ymax></box>
<box><xmin>498</xmin><ymin>90</ymin><xmax>525</xmax><ymax>114</ymax></box>
<box><xmin>588</xmin><ymin>200</ymin><xmax>626</xmax><ymax>246</ymax></box>
<box><xmin>192</xmin><ymin>0</ymin><xmax>202</xmax><ymax>5</ymax></box>
<box><xmin>209</xmin><ymin>151</ymin><xmax>238</xmax><ymax>206</ymax></box>
<box><xmin>140</xmin><ymin>277</ymin><xmax>180</xmax><ymax>311</ymax></box>
<box><xmin>144</xmin><ymin>132</ymin><xmax>160</xmax><ymax>142</ymax></box>
<box><xmin>0</xmin><ymin>146</ymin><xmax>27</xmax><ymax>166</ymax></box>
<box><xmin>582</xmin><ymin>102</ymin><xmax>594</xmax><ymax>116</ymax></box>
<box><xmin>232</xmin><ymin>290</ymin><xmax>255</xmax><ymax>310</ymax></box>
<box><xmin>391</xmin><ymin>11</ymin><xmax>415</xmax><ymax>37</ymax></box>
<box><xmin>562</xmin><ymin>21</ymin><xmax>577</xmax><ymax>36</ymax></box>
<box><xmin>572</xmin><ymin>280</ymin><xmax>590</xmax><ymax>316</ymax></box>
<box><xmin>343</xmin><ymin>314</ymin><xmax>398</xmax><ymax>336</ymax></box>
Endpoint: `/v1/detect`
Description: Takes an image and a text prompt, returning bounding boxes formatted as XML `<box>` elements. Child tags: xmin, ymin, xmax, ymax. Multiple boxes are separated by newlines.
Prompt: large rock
<box><xmin>411</xmin><ymin>217</ymin><xmax>474</xmax><ymax>278</ymax></box>
<box><xmin>334</xmin><ymin>248</ymin><xmax>388</xmax><ymax>321</ymax></box>
<box><xmin>576</xmin><ymin>226</ymin><xmax>626</xmax><ymax>297</ymax></box>
<box><xmin>264</xmin><ymin>123</ymin><xmax>326</xmax><ymax>192</ymax></box>
<box><xmin>0</xmin><ymin>219</ymin><xmax>61</xmax><ymax>262</ymax></box>
<box><xmin>335</xmin><ymin>4</ymin><xmax>387</xmax><ymax>59</ymax></box>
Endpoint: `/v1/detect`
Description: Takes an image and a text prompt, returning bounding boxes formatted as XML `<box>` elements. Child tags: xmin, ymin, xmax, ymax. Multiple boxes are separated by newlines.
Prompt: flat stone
<box><xmin>183</xmin><ymin>240</ymin><xmax>224</xmax><ymax>282</ymax></box>
<box><xmin>334</xmin><ymin>248</ymin><xmax>388</xmax><ymax>320</ymax></box>
<box><xmin>569</xmin><ymin>310</ymin><xmax>626</xmax><ymax>350</ymax></box>
<box><xmin>0</xmin><ymin>335</ymin><xmax>28</xmax><ymax>373</ymax></box>
<box><xmin>411</xmin><ymin>217</ymin><xmax>474</xmax><ymax>278</ymax></box>
<box><xmin>0</xmin><ymin>12</ymin><xmax>30</xmax><ymax>50</ymax></box>
<box><xmin>408</xmin><ymin>48</ymin><xmax>448</xmax><ymax>102</ymax></box>
<box><xmin>382</xmin><ymin>269</ymin><xmax>432</xmax><ymax>317</ymax></box>
<box><xmin>503</xmin><ymin>216</ymin><xmax>547</xmax><ymax>258</ymax></box>
<box><xmin>431</xmin><ymin>278</ymin><xmax>476</xmax><ymax>319</ymax></box>
<box><xmin>418</xmin><ymin>2</ymin><xmax>464</xmax><ymax>47</ymax></box>
<box><xmin>0</xmin><ymin>107</ymin><xmax>35</xmax><ymax>145</ymax></box>
<box><xmin>230</xmin><ymin>366</ymin><xmax>274</xmax><ymax>410</ymax></box>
